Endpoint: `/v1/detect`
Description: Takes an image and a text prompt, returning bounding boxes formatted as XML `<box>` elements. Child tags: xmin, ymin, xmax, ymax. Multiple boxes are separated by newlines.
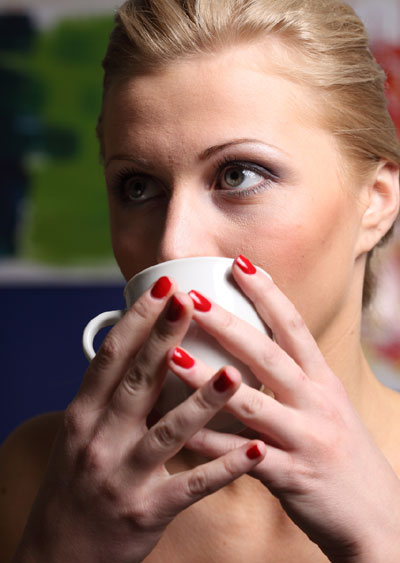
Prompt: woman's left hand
<box><xmin>167</xmin><ymin>256</ymin><xmax>400</xmax><ymax>563</ymax></box>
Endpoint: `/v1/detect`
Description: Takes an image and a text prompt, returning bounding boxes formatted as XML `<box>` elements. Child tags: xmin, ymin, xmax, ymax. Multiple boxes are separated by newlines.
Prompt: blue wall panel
<box><xmin>1</xmin><ymin>284</ymin><xmax>124</xmax><ymax>443</ymax></box>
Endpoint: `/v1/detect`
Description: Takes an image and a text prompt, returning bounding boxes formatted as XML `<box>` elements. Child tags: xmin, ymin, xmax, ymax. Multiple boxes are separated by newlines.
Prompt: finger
<box><xmin>108</xmin><ymin>292</ymin><xmax>194</xmax><ymax>424</ymax></box>
<box><xmin>187</xmin><ymin>290</ymin><xmax>310</xmax><ymax>402</ymax></box>
<box><xmin>183</xmin><ymin>429</ymin><xmax>292</xmax><ymax>492</ymax></box>
<box><xmin>185</xmin><ymin>427</ymin><xmax>249</xmax><ymax>456</ymax></box>
<box><xmin>76</xmin><ymin>276</ymin><xmax>177</xmax><ymax>408</ymax></box>
<box><xmin>130</xmin><ymin>367</ymin><xmax>241</xmax><ymax>474</ymax></box>
<box><xmin>156</xmin><ymin>440</ymin><xmax>266</xmax><ymax>517</ymax></box>
<box><xmin>168</xmin><ymin>347</ymin><xmax>299</xmax><ymax>445</ymax></box>
<box><xmin>232</xmin><ymin>255</ymin><xmax>327</xmax><ymax>377</ymax></box>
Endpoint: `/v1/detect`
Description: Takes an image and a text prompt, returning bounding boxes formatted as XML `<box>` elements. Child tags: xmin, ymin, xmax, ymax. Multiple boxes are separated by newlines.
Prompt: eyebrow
<box><xmin>199</xmin><ymin>138</ymin><xmax>286</xmax><ymax>160</ymax></box>
<box><xmin>105</xmin><ymin>138</ymin><xmax>286</xmax><ymax>168</ymax></box>
<box><xmin>105</xmin><ymin>154</ymin><xmax>151</xmax><ymax>169</ymax></box>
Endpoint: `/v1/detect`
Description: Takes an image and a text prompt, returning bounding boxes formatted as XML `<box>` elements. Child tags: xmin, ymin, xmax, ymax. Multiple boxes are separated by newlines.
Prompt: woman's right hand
<box><xmin>13</xmin><ymin>277</ymin><xmax>265</xmax><ymax>563</ymax></box>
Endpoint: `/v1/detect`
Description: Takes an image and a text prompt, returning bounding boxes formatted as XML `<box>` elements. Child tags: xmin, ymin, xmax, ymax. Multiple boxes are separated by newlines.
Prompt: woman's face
<box><xmin>102</xmin><ymin>42</ymin><xmax>366</xmax><ymax>342</ymax></box>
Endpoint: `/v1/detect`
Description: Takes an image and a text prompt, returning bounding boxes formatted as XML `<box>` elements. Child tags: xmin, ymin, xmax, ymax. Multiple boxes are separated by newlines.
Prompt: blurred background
<box><xmin>1</xmin><ymin>0</ymin><xmax>400</xmax><ymax>443</ymax></box>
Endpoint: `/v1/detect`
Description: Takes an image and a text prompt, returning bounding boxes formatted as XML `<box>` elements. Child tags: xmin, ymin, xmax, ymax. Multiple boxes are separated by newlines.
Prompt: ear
<box><xmin>355</xmin><ymin>160</ymin><xmax>400</xmax><ymax>257</ymax></box>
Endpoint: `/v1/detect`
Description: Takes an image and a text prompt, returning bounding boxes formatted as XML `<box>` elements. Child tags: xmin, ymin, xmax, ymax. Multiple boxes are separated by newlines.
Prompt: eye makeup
<box><xmin>106</xmin><ymin>144</ymin><xmax>288</xmax><ymax>207</ymax></box>
<box><xmin>107</xmin><ymin>166</ymin><xmax>165</xmax><ymax>206</ymax></box>
<box><xmin>212</xmin><ymin>154</ymin><xmax>281</xmax><ymax>199</ymax></box>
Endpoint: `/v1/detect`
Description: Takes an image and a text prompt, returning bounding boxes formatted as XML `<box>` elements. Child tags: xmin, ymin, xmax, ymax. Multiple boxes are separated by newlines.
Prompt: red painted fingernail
<box><xmin>236</xmin><ymin>255</ymin><xmax>257</xmax><ymax>275</ymax></box>
<box><xmin>188</xmin><ymin>290</ymin><xmax>212</xmax><ymax>312</ymax></box>
<box><xmin>151</xmin><ymin>276</ymin><xmax>172</xmax><ymax>299</ymax></box>
<box><xmin>172</xmin><ymin>347</ymin><xmax>195</xmax><ymax>369</ymax></box>
<box><xmin>165</xmin><ymin>295</ymin><xmax>184</xmax><ymax>322</ymax></box>
<box><xmin>213</xmin><ymin>369</ymin><xmax>233</xmax><ymax>392</ymax></box>
<box><xmin>246</xmin><ymin>444</ymin><xmax>262</xmax><ymax>459</ymax></box>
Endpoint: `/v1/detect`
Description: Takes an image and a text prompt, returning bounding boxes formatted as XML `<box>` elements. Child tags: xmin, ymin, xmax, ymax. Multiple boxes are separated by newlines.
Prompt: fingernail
<box><xmin>165</xmin><ymin>295</ymin><xmax>184</xmax><ymax>322</ymax></box>
<box><xmin>246</xmin><ymin>444</ymin><xmax>262</xmax><ymax>459</ymax></box>
<box><xmin>188</xmin><ymin>290</ymin><xmax>212</xmax><ymax>312</ymax></box>
<box><xmin>172</xmin><ymin>347</ymin><xmax>195</xmax><ymax>369</ymax></box>
<box><xmin>213</xmin><ymin>369</ymin><xmax>234</xmax><ymax>392</ymax></box>
<box><xmin>151</xmin><ymin>276</ymin><xmax>172</xmax><ymax>299</ymax></box>
<box><xmin>235</xmin><ymin>255</ymin><xmax>257</xmax><ymax>275</ymax></box>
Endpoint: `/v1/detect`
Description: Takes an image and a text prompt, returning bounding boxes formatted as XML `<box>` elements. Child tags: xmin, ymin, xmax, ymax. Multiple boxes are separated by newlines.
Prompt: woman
<box><xmin>2</xmin><ymin>0</ymin><xmax>400</xmax><ymax>561</ymax></box>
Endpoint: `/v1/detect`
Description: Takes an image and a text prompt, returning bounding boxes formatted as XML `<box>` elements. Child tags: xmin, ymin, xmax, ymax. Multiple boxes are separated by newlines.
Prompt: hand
<box><xmin>14</xmin><ymin>278</ymin><xmax>265</xmax><ymax>563</ymax></box>
<box><xmin>168</xmin><ymin>256</ymin><xmax>400</xmax><ymax>562</ymax></box>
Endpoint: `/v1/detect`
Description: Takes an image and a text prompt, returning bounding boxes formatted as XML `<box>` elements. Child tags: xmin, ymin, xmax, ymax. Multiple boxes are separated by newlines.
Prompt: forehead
<box><xmin>102</xmin><ymin>40</ymin><xmax>337</xmax><ymax>168</ymax></box>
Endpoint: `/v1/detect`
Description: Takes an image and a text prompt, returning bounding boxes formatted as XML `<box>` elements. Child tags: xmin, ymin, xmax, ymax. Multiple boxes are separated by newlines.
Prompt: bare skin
<box><xmin>2</xmin><ymin>386</ymin><xmax>400</xmax><ymax>563</ymax></box>
<box><xmin>1</xmin><ymin>40</ymin><xmax>400</xmax><ymax>562</ymax></box>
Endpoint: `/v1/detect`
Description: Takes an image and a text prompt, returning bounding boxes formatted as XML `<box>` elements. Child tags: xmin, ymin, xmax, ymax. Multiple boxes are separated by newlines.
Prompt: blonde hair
<box><xmin>98</xmin><ymin>0</ymin><xmax>400</xmax><ymax>306</ymax></box>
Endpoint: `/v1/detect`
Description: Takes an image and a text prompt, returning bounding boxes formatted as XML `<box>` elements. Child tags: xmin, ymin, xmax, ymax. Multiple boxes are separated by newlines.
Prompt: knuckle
<box><xmin>187</xmin><ymin>468</ymin><xmax>211</xmax><ymax>497</ymax></box>
<box><xmin>222</xmin><ymin>455</ymin><xmax>238</xmax><ymax>478</ymax></box>
<box><xmin>97</xmin><ymin>475</ymin><xmax>121</xmax><ymax>505</ymax></box>
<box><xmin>151</xmin><ymin>419</ymin><xmax>181</xmax><ymax>449</ymax></box>
<box><xmin>120</xmin><ymin>374</ymin><xmax>142</xmax><ymax>399</ymax></box>
<box><xmin>189</xmin><ymin>429</ymin><xmax>209</xmax><ymax>451</ymax></box>
<box><xmin>238</xmin><ymin>391</ymin><xmax>264</xmax><ymax>419</ymax></box>
<box><xmin>300</xmin><ymin>418</ymin><xmax>342</xmax><ymax>466</ymax></box>
<box><xmin>291</xmin><ymin>368</ymin><xmax>308</xmax><ymax>389</ymax></box>
<box><xmin>78</xmin><ymin>439</ymin><xmax>110</xmax><ymax>474</ymax></box>
<box><xmin>192</xmin><ymin>389</ymin><xmax>215</xmax><ymax>412</ymax></box>
<box><xmin>260</xmin><ymin>342</ymin><xmax>281</xmax><ymax>367</ymax></box>
<box><xmin>63</xmin><ymin>403</ymin><xmax>87</xmax><ymax>439</ymax></box>
<box><xmin>287</xmin><ymin>307</ymin><xmax>306</xmax><ymax>332</ymax></box>
<box><xmin>96</xmin><ymin>484</ymin><xmax>156</xmax><ymax>531</ymax></box>
<box><xmin>281</xmin><ymin>452</ymin><xmax>309</xmax><ymax>490</ymax></box>
<box><xmin>129</xmin><ymin>298</ymin><xmax>149</xmax><ymax>323</ymax></box>
<box><xmin>289</xmin><ymin>450</ymin><xmax>326</xmax><ymax>490</ymax></box>
<box><xmin>153</xmin><ymin>320</ymin><xmax>176</xmax><ymax>345</ymax></box>
<box><xmin>123</xmin><ymin>498</ymin><xmax>158</xmax><ymax>530</ymax></box>
<box><xmin>123</xmin><ymin>361</ymin><xmax>149</xmax><ymax>393</ymax></box>
<box><xmin>312</xmin><ymin>386</ymin><xmax>346</xmax><ymax>428</ymax></box>
<box><xmin>95</xmin><ymin>334</ymin><xmax>121</xmax><ymax>369</ymax></box>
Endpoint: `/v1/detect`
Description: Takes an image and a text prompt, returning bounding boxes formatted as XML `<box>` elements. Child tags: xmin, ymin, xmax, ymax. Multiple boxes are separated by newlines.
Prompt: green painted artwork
<box><xmin>0</xmin><ymin>15</ymin><xmax>114</xmax><ymax>264</ymax></box>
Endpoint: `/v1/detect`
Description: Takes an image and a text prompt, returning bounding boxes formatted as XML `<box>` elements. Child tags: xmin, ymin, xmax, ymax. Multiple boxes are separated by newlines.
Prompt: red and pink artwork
<box><xmin>353</xmin><ymin>0</ymin><xmax>400</xmax><ymax>385</ymax></box>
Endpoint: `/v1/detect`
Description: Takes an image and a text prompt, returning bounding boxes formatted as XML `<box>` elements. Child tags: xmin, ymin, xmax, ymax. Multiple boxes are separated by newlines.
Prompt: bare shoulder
<box><xmin>0</xmin><ymin>411</ymin><xmax>64</xmax><ymax>561</ymax></box>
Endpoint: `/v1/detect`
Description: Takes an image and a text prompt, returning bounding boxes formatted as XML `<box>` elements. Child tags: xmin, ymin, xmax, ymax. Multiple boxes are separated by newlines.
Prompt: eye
<box><xmin>110</xmin><ymin>170</ymin><xmax>164</xmax><ymax>204</ymax></box>
<box><xmin>220</xmin><ymin>165</ymin><xmax>265</xmax><ymax>190</ymax></box>
<box><xmin>214</xmin><ymin>159</ymin><xmax>277</xmax><ymax>198</ymax></box>
<box><xmin>124</xmin><ymin>176</ymin><xmax>161</xmax><ymax>201</ymax></box>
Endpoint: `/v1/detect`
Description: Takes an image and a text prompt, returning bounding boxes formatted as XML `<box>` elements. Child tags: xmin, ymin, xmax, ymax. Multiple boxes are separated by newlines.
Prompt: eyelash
<box><xmin>108</xmin><ymin>168</ymin><xmax>157</xmax><ymax>205</ymax></box>
<box><xmin>213</xmin><ymin>155</ymin><xmax>278</xmax><ymax>198</ymax></box>
<box><xmin>108</xmin><ymin>158</ymin><xmax>278</xmax><ymax>204</ymax></box>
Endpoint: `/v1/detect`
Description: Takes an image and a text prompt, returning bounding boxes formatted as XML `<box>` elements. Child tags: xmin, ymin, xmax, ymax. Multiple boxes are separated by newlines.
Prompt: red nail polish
<box><xmin>213</xmin><ymin>369</ymin><xmax>233</xmax><ymax>392</ymax></box>
<box><xmin>246</xmin><ymin>444</ymin><xmax>262</xmax><ymax>459</ymax></box>
<box><xmin>151</xmin><ymin>276</ymin><xmax>172</xmax><ymax>299</ymax></box>
<box><xmin>172</xmin><ymin>347</ymin><xmax>195</xmax><ymax>369</ymax></box>
<box><xmin>236</xmin><ymin>255</ymin><xmax>257</xmax><ymax>275</ymax></box>
<box><xmin>188</xmin><ymin>290</ymin><xmax>212</xmax><ymax>312</ymax></box>
<box><xmin>165</xmin><ymin>296</ymin><xmax>184</xmax><ymax>322</ymax></box>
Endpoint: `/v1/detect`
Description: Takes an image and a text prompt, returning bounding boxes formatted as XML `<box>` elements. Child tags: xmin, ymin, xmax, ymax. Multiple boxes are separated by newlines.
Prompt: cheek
<box><xmin>246</xmin><ymin>193</ymin><xmax>358</xmax><ymax>331</ymax></box>
<box><xmin>108</xmin><ymin>205</ymin><xmax>164</xmax><ymax>280</ymax></box>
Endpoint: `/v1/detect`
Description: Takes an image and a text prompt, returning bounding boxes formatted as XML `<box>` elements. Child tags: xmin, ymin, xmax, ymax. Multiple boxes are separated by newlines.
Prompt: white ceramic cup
<box><xmin>82</xmin><ymin>256</ymin><xmax>270</xmax><ymax>432</ymax></box>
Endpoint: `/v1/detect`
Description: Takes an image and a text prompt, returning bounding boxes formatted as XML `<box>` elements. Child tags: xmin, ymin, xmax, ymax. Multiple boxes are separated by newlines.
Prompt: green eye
<box><xmin>220</xmin><ymin>165</ymin><xmax>264</xmax><ymax>190</ymax></box>
<box><xmin>224</xmin><ymin>167</ymin><xmax>246</xmax><ymax>187</ymax></box>
<box><xmin>120</xmin><ymin>175</ymin><xmax>163</xmax><ymax>203</ymax></box>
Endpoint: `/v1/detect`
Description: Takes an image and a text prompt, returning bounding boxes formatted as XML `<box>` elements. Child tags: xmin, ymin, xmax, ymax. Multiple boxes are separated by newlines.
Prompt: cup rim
<box><xmin>124</xmin><ymin>256</ymin><xmax>235</xmax><ymax>297</ymax></box>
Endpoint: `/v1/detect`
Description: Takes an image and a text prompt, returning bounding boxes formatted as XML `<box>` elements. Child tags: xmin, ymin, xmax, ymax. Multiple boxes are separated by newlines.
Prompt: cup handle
<box><xmin>82</xmin><ymin>310</ymin><xmax>125</xmax><ymax>361</ymax></box>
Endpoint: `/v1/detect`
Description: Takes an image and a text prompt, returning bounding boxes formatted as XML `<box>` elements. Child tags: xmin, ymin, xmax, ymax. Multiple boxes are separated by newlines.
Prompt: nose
<box><xmin>156</xmin><ymin>188</ymin><xmax>220</xmax><ymax>263</ymax></box>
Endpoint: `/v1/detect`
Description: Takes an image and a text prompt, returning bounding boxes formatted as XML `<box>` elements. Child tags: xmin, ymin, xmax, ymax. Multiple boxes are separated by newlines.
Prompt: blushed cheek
<box><xmin>248</xmin><ymin>204</ymin><xmax>354</xmax><ymax>332</ymax></box>
<box><xmin>252</xmin><ymin>225</ymin><xmax>314</xmax><ymax>290</ymax></box>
